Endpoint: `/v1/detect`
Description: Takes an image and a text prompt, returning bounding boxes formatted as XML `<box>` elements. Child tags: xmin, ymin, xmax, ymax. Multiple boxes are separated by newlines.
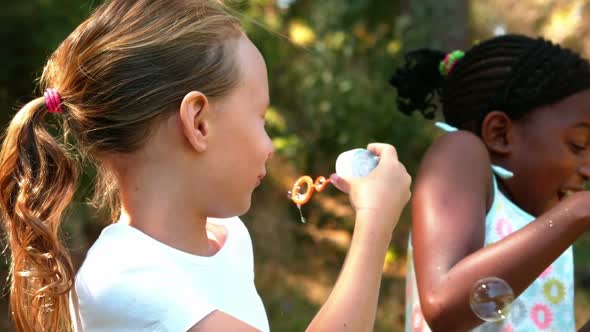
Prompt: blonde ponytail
<box><xmin>0</xmin><ymin>97</ymin><xmax>78</xmax><ymax>331</ymax></box>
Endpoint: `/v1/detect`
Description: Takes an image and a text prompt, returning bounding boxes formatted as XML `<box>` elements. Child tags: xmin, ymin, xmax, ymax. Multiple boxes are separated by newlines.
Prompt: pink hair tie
<box><xmin>44</xmin><ymin>88</ymin><xmax>63</xmax><ymax>114</ymax></box>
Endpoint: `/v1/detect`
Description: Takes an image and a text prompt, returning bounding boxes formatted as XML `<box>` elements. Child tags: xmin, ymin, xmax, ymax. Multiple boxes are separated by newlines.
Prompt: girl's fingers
<box><xmin>366</xmin><ymin>143</ymin><xmax>398</xmax><ymax>165</ymax></box>
<box><xmin>329</xmin><ymin>173</ymin><xmax>351</xmax><ymax>194</ymax></box>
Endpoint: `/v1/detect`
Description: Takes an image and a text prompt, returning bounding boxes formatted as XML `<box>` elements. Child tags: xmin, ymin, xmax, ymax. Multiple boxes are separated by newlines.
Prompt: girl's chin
<box><xmin>541</xmin><ymin>197</ymin><xmax>563</xmax><ymax>214</ymax></box>
<box><xmin>235</xmin><ymin>198</ymin><xmax>253</xmax><ymax>216</ymax></box>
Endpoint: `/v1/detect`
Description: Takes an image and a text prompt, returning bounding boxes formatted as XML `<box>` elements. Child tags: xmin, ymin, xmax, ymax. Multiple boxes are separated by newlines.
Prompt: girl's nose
<box><xmin>579</xmin><ymin>164</ymin><xmax>590</xmax><ymax>180</ymax></box>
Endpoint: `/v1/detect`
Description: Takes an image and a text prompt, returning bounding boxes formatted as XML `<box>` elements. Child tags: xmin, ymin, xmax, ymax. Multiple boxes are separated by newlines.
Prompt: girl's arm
<box><xmin>304</xmin><ymin>209</ymin><xmax>399</xmax><ymax>331</ymax></box>
<box><xmin>304</xmin><ymin>143</ymin><xmax>410</xmax><ymax>331</ymax></box>
<box><xmin>413</xmin><ymin>131</ymin><xmax>590</xmax><ymax>331</ymax></box>
<box><xmin>191</xmin><ymin>143</ymin><xmax>411</xmax><ymax>332</ymax></box>
<box><xmin>191</xmin><ymin>210</ymin><xmax>398</xmax><ymax>332</ymax></box>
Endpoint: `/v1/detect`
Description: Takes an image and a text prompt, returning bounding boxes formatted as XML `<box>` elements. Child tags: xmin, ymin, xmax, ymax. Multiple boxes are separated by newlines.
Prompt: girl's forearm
<box><xmin>306</xmin><ymin>210</ymin><xmax>396</xmax><ymax>332</ymax></box>
<box><xmin>421</xmin><ymin>207</ymin><xmax>587</xmax><ymax>331</ymax></box>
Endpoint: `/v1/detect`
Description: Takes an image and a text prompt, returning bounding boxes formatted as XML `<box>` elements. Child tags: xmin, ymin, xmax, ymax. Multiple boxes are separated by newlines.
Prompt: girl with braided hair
<box><xmin>390</xmin><ymin>34</ymin><xmax>590</xmax><ymax>331</ymax></box>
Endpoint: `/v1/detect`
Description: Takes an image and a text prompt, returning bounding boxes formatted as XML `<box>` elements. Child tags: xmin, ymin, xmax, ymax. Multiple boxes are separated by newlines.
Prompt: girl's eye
<box><xmin>569</xmin><ymin>142</ymin><xmax>586</xmax><ymax>153</ymax></box>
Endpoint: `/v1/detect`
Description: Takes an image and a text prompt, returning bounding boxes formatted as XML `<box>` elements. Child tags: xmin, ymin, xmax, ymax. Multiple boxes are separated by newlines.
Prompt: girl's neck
<box><xmin>107</xmin><ymin>117</ymin><xmax>226</xmax><ymax>257</ymax></box>
<box><xmin>495</xmin><ymin>177</ymin><xmax>516</xmax><ymax>203</ymax></box>
<box><xmin>119</xmin><ymin>207</ymin><xmax>222</xmax><ymax>257</ymax></box>
<box><xmin>114</xmin><ymin>167</ymin><xmax>220</xmax><ymax>257</ymax></box>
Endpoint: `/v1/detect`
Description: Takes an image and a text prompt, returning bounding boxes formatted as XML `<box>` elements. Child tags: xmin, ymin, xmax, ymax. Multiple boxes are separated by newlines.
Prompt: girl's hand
<box><xmin>555</xmin><ymin>190</ymin><xmax>590</xmax><ymax>232</ymax></box>
<box><xmin>330</xmin><ymin>143</ymin><xmax>411</xmax><ymax>231</ymax></box>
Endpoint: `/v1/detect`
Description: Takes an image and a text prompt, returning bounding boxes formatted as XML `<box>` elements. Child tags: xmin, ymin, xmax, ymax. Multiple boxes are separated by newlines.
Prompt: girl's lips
<box><xmin>256</xmin><ymin>172</ymin><xmax>266</xmax><ymax>186</ymax></box>
<box><xmin>558</xmin><ymin>188</ymin><xmax>583</xmax><ymax>200</ymax></box>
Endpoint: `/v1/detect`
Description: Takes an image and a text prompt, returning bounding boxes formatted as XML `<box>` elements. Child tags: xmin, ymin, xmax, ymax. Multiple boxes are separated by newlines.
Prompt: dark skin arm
<box><xmin>413</xmin><ymin>131</ymin><xmax>590</xmax><ymax>331</ymax></box>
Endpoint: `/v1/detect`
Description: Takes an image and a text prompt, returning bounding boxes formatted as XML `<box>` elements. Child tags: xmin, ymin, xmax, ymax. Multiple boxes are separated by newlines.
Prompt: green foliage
<box><xmin>1</xmin><ymin>1</ymin><xmax>96</xmax><ymax>122</ymax></box>
<box><xmin>234</xmin><ymin>0</ymin><xmax>441</xmax><ymax>178</ymax></box>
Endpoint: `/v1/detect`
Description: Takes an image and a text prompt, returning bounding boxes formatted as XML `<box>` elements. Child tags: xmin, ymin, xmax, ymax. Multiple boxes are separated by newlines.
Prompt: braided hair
<box><xmin>390</xmin><ymin>34</ymin><xmax>590</xmax><ymax>133</ymax></box>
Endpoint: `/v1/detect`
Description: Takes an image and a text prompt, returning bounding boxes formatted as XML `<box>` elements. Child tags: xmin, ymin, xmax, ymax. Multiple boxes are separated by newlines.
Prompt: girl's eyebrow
<box><xmin>574</xmin><ymin>123</ymin><xmax>590</xmax><ymax>129</ymax></box>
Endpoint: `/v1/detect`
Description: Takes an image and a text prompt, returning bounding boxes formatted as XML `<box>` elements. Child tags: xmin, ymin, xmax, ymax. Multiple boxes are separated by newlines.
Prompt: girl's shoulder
<box><xmin>79</xmin><ymin>217</ymin><xmax>252</xmax><ymax>274</ymax></box>
<box><xmin>418</xmin><ymin>131</ymin><xmax>491</xmax><ymax>182</ymax></box>
<box><xmin>73</xmin><ymin>221</ymin><xmax>241</xmax><ymax>331</ymax></box>
<box><xmin>427</xmin><ymin>131</ymin><xmax>490</xmax><ymax>166</ymax></box>
<box><xmin>414</xmin><ymin>130</ymin><xmax>494</xmax><ymax>209</ymax></box>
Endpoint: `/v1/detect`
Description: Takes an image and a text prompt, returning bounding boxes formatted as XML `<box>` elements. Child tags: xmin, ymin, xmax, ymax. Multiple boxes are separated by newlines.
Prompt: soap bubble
<box><xmin>470</xmin><ymin>277</ymin><xmax>515</xmax><ymax>322</ymax></box>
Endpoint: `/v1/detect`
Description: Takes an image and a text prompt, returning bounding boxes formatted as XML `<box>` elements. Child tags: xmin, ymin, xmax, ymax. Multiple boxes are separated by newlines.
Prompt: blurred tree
<box><xmin>1</xmin><ymin>1</ymin><xmax>95</xmax><ymax>124</ymax></box>
<box><xmin>241</xmin><ymin>0</ymin><xmax>450</xmax><ymax>179</ymax></box>
<box><xmin>472</xmin><ymin>0</ymin><xmax>590</xmax><ymax>55</ymax></box>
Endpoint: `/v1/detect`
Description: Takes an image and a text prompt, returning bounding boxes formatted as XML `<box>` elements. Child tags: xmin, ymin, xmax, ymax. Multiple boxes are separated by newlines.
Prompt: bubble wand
<box><xmin>288</xmin><ymin>148</ymin><xmax>379</xmax><ymax>223</ymax></box>
<box><xmin>287</xmin><ymin>176</ymin><xmax>330</xmax><ymax>223</ymax></box>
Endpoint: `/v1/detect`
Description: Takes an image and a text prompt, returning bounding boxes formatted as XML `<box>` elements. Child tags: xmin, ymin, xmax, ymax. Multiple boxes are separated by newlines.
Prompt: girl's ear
<box><xmin>179</xmin><ymin>91</ymin><xmax>210</xmax><ymax>152</ymax></box>
<box><xmin>480</xmin><ymin>111</ymin><xmax>515</xmax><ymax>155</ymax></box>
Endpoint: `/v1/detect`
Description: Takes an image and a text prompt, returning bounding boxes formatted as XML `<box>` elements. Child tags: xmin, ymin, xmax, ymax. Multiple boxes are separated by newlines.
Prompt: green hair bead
<box><xmin>439</xmin><ymin>50</ymin><xmax>465</xmax><ymax>77</ymax></box>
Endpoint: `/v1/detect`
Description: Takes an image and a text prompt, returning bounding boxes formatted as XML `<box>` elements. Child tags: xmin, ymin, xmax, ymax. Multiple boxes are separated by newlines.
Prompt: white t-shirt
<box><xmin>71</xmin><ymin>217</ymin><xmax>270</xmax><ymax>332</ymax></box>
